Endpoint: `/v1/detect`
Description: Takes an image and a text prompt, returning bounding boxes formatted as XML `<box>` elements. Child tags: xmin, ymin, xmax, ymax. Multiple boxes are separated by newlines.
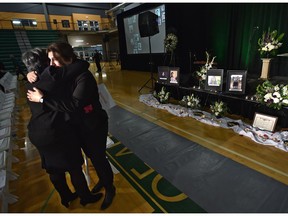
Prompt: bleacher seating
<box><xmin>0</xmin><ymin>30</ymin><xmax>62</xmax><ymax>78</ymax></box>
<box><xmin>0</xmin><ymin>30</ymin><xmax>23</xmax><ymax>74</ymax></box>
<box><xmin>0</xmin><ymin>72</ymin><xmax>19</xmax><ymax>212</ymax></box>
<box><xmin>26</xmin><ymin>30</ymin><xmax>62</xmax><ymax>48</ymax></box>
<box><xmin>0</xmin><ymin>72</ymin><xmax>17</xmax><ymax>93</ymax></box>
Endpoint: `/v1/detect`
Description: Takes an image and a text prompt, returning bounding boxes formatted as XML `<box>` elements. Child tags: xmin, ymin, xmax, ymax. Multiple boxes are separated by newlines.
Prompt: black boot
<box><xmin>101</xmin><ymin>185</ymin><xmax>116</xmax><ymax>210</ymax></box>
<box><xmin>91</xmin><ymin>181</ymin><xmax>104</xmax><ymax>194</ymax></box>
<box><xmin>80</xmin><ymin>193</ymin><xmax>103</xmax><ymax>206</ymax></box>
<box><xmin>49</xmin><ymin>173</ymin><xmax>77</xmax><ymax>208</ymax></box>
<box><xmin>61</xmin><ymin>192</ymin><xmax>78</xmax><ymax>208</ymax></box>
<box><xmin>69</xmin><ymin>168</ymin><xmax>103</xmax><ymax>207</ymax></box>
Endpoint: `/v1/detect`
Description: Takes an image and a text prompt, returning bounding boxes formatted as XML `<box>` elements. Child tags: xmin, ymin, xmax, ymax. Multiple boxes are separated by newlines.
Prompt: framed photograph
<box><xmin>157</xmin><ymin>66</ymin><xmax>170</xmax><ymax>84</ymax></box>
<box><xmin>205</xmin><ymin>69</ymin><xmax>224</xmax><ymax>92</ymax></box>
<box><xmin>226</xmin><ymin>70</ymin><xmax>247</xmax><ymax>94</ymax></box>
<box><xmin>252</xmin><ymin>112</ymin><xmax>278</xmax><ymax>132</ymax></box>
<box><xmin>169</xmin><ymin>67</ymin><xmax>180</xmax><ymax>85</ymax></box>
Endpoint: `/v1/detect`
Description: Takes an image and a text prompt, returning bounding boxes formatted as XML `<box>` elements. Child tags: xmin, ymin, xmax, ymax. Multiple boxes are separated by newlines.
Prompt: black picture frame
<box><xmin>226</xmin><ymin>70</ymin><xmax>247</xmax><ymax>94</ymax></box>
<box><xmin>205</xmin><ymin>69</ymin><xmax>224</xmax><ymax>92</ymax></box>
<box><xmin>157</xmin><ymin>66</ymin><xmax>170</xmax><ymax>84</ymax></box>
<box><xmin>169</xmin><ymin>67</ymin><xmax>180</xmax><ymax>85</ymax></box>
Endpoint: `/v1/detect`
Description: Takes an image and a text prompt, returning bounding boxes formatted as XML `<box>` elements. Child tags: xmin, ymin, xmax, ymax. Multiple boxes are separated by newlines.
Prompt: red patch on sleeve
<box><xmin>83</xmin><ymin>104</ymin><xmax>93</xmax><ymax>113</ymax></box>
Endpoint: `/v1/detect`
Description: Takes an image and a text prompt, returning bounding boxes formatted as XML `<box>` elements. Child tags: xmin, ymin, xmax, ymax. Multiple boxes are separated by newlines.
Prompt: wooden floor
<box><xmin>7</xmin><ymin>62</ymin><xmax>288</xmax><ymax>213</ymax></box>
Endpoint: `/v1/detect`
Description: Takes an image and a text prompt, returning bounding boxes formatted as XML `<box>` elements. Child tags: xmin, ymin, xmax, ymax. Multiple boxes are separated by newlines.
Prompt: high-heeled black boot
<box><xmin>49</xmin><ymin>173</ymin><xmax>78</xmax><ymax>208</ymax></box>
<box><xmin>101</xmin><ymin>185</ymin><xmax>116</xmax><ymax>210</ymax></box>
<box><xmin>61</xmin><ymin>192</ymin><xmax>78</xmax><ymax>208</ymax></box>
<box><xmin>80</xmin><ymin>193</ymin><xmax>103</xmax><ymax>206</ymax></box>
<box><xmin>91</xmin><ymin>181</ymin><xmax>104</xmax><ymax>194</ymax></box>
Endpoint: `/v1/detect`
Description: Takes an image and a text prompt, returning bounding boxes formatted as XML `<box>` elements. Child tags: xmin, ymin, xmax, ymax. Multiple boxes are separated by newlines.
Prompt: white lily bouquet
<box><xmin>179</xmin><ymin>94</ymin><xmax>201</xmax><ymax>109</ymax></box>
<box><xmin>196</xmin><ymin>51</ymin><xmax>216</xmax><ymax>81</ymax></box>
<box><xmin>210</xmin><ymin>100</ymin><xmax>228</xmax><ymax>117</ymax></box>
<box><xmin>258</xmin><ymin>28</ymin><xmax>284</xmax><ymax>58</ymax></box>
<box><xmin>256</xmin><ymin>80</ymin><xmax>288</xmax><ymax>110</ymax></box>
<box><xmin>153</xmin><ymin>87</ymin><xmax>170</xmax><ymax>104</ymax></box>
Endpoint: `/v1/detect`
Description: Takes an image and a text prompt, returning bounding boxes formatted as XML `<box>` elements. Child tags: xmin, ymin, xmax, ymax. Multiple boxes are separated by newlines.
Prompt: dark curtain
<box><xmin>208</xmin><ymin>3</ymin><xmax>288</xmax><ymax>78</ymax></box>
<box><xmin>119</xmin><ymin>3</ymin><xmax>288</xmax><ymax>81</ymax></box>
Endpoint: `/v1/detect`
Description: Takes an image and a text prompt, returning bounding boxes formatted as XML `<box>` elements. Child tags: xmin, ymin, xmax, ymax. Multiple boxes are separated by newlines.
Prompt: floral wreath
<box><xmin>164</xmin><ymin>33</ymin><xmax>178</xmax><ymax>53</ymax></box>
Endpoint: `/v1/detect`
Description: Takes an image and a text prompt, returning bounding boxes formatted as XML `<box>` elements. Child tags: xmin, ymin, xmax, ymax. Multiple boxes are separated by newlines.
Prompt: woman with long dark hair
<box><xmin>27</xmin><ymin>42</ymin><xmax>115</xmax><ymax>210</ymax></box>
<box><xmin>22</xmin><ymin>48</ymin><xmax>103</xmax><ymax>208</ymax></box>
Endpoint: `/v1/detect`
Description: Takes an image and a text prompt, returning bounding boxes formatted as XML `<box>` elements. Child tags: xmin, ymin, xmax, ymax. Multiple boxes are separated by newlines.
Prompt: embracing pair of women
<box><xmin>22</xmin><ymin>42</ymin><xmax>115</xmax><ymax>209</ymax></box>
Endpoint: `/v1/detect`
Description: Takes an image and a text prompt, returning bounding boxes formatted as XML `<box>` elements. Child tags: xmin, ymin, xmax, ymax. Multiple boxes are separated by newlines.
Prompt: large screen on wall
<box><xmin>123</xmin><ymin>4</ymin><xmax>166</xmax><ymax>54</ymax></box>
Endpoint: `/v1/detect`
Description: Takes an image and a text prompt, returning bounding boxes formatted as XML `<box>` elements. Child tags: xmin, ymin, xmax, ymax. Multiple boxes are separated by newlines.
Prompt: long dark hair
<box><xmin>47</xmin><ymin>42</ymin><xmax>77</xmax><ymax>65</ymax></box>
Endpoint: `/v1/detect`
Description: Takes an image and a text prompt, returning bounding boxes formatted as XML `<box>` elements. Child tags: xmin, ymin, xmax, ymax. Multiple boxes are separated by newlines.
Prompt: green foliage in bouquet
<box><xmin>210</xmin><ymin>100</ymin><xmax>228</xmax><ymax>117</ymax></box>
<box><xmin>195</xmin><ymin>51</ymin><xmax>216</xmax><ymax>81</ymax></box>
<box><xmin>256</xmin><ymin>80</ymin><xmax>288</xmax><ymax>110</ymax></box>
<box><xmin>153</xmin><ymin>87</ymin><xmax>170</xmax><ymax>104</ymax></box>
<box><xmin>179</xmin><ymin>94</ymin><xmax>201</xmax><ymax>109</ymax></box>
<box><xmin>258</xmin><ymin>28</ymin><xmax>284</xmax><ymax>58</ymax></box>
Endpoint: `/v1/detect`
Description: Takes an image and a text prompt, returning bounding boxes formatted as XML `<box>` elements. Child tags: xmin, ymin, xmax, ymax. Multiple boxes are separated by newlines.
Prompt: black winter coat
<box><xmin>41</xmin><ymin>60</ymin><xmax>108</xmax><ymax>157</ymax></box>
<box><xmin>26</xmin><ymin>66</ymin><xmax>84</xmax><ymax>174</ymax></box>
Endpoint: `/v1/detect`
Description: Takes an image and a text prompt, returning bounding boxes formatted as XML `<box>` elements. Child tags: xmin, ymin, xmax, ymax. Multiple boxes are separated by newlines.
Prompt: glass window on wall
<box><xmin>77</xmin><ymin>20</ymin><xmax>89</xmax><ymax>31</ymax></box>
<box><xmin>12</xmin><ymin>19</ymin><xmax>37</xmax><ymax>28</ymax></box>
<box><xmin>90</xmin><ymin>20</ymin><xmax>99</xmax><ymax>31</ymax></box>
<box><xmin>62</xmin><ymin>20</ymin><xmax>70</xmax><ymax>28</ymax></box>
<box><xmin>77</xmin><ymin>20</ymin><xmax>99</xmax><ymax>31</ymax></box>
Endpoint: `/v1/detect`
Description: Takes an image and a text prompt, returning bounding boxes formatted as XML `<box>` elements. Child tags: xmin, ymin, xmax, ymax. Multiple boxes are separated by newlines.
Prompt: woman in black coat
<box><xmin>22</xmin><ymin>48</ymin><xmax>103</xmax><ymax>208</ymax></box>
<box><xmin>27</xmin><ymin>42</ymin><xmax>115</xmax><ymax>210</ymax></box>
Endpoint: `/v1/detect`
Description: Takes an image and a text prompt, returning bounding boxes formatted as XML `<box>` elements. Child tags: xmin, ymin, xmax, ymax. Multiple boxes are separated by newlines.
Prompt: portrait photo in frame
<box><xmin>252</xmin><ymin>112</ymin><xmax>278</xmax><ymax>132</ymax></box>
<box><xmin>169</xmin><ymin>67</ymin><xmax>180</xmax><ymax>85</ymax></box>
<box><xmin>226</xmin><ymin>70</ymin><xmax>247</xmax><ymax>94</ymax></box>
<box><xmin>157</xmin><ymin>66</ymin><xmax>170</xmax><ymax>84</ymax></box>
<box><xmin>205</xmin><ymin>69</ymin><xmax>224</xmax><ymax>92</ymax></box>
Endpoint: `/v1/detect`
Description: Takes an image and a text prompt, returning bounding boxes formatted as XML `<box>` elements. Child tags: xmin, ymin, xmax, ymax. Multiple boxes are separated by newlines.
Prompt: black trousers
<box><xmin>49</xmin><ymin>167</ymin><xmax>91</xmax><ymax>201</ymax></box>
<box><xmin>81</xmin><ymin>119</ymin><xmax>114</xmax><ymax>189</ymax></box>
<box><xmin>95</xmin><ymin>61</ymin><xmax>101</xmax><ymax>72</ymax></box>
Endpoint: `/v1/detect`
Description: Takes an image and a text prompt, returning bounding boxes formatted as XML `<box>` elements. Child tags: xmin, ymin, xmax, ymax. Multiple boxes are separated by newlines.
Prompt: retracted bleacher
<box><xmin>0</xmin><ymin>72</ymin><xmax>19</xmax><ymax>212</ymax></box>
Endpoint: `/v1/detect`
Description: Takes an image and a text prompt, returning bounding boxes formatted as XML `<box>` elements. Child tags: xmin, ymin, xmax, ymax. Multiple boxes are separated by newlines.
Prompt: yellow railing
<box><xmin>0</xmin><ymin>20</ymin><xmax>116</xmax><ymax>31</ymax></box>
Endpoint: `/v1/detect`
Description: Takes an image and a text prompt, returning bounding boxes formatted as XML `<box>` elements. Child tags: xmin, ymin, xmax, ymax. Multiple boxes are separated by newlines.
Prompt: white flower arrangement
<box><xmin>179</xmin><ymin>94</ymin><xmax>201</xmax><ymax>109</ymax></box>
<box><xmin>153</xmin><ymin>87</ymin><xmax>170</xmax><ymax>104</ymax></box>
<box><xmin>164</xmin><ymin>33</ymin><xmax>178</xmax><ymax>53</ymax></box>
<box><xmin>256</xmin><ymin>80</ymin><xmax>288</xmax><ymax>110</ymax></box>
<box><xmin>195</xmin><ymin>51</ymin><xmax>216</xmax><ymax>81</ymax></box>
<box><xmin>258</xmin><ymin>28</ymin><xmax>284</xmax><ymax>58</ymax></box>
<box><xmin>210</xmin><ymin>100</ymin><xmax>228</xmax><ymax>117</ymax></box>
